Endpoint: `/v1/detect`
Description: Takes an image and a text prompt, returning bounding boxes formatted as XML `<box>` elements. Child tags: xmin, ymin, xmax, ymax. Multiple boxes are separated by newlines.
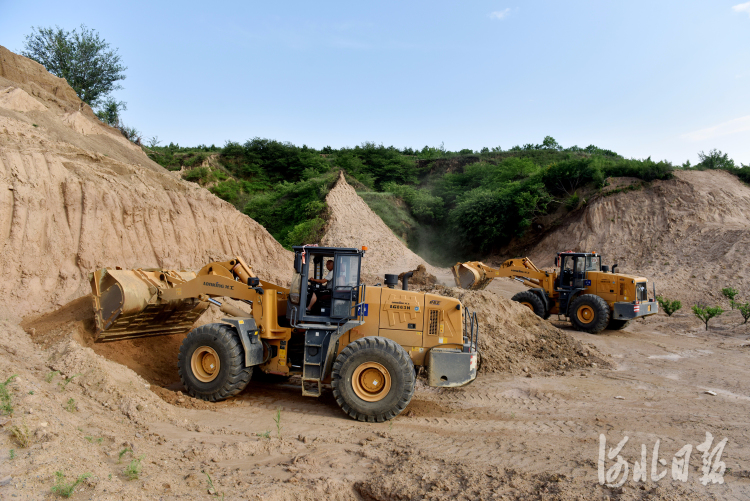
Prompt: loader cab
<box><xmin>556</xmin><ymin>252</ymin><xmax>600</xmax><ymax>290</ymax></box>
<box><xmin>287</xmin><ymin>246</ymin><xmax>364</xmax><ymax>325</ymax></box>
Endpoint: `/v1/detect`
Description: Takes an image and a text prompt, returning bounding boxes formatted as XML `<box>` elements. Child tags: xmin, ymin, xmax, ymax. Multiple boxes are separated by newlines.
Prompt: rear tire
<box><xmin>178</xmin><ymin>323</ymin><xmax>252</xmax><ymax>402</ymax></box>
<box><xmin>608</xmin><ymin>319</ymin><xmax>631</xmax><ymax>330</ymax></box>
<box><xmin>569</xmin><ymin>295</ymin><xmax>610</xmax><ymax>334</ymax></box>
<box><xmin>332</xmin><ymin>337</ymin><xmax>415</xmax><ymax>422</ymax></box>
<box><xmin>511</xmin><ymin>291</ymin><xmax>546</xmax><ymax>318</ymax></box>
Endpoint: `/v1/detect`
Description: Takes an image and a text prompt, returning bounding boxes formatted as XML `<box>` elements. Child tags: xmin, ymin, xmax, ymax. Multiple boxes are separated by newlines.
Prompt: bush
<box><xmin>738</xmin><ymin>303</ymin><xmax>750</xmax><ymax>325</ymax></box>
<box><xmin>692</xmin><ymin>305</ymin><xmax>724</xmax><ymax>331</ymax></box>
<box><xmin>51</xmin><ymin>471</ymin><xmax>91</xmax><ymax>498</ymax></box>
<box><xmin>721</xmin><ymin>287</ymin><xmax>739</xmax><ymax>308</ymax></box>
<box><xmin>565</xmin><ymin>192</ymin><xmax>580</xmax><ymax>211</ymax></box>
<box><xmin>656</xmin><ymin>296</ymin><xmax>682</xmax><ymax>317</ymax></box>
<box><xmin>183</xmin><ymin>167</ymin><xmax>210</xmax><ymax>184</ymax></box>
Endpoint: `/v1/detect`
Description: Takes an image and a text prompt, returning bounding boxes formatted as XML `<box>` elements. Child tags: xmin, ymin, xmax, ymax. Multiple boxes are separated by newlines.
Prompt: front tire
<box><xmin>569</xmin><ymin>294</ymin><xmax>610</xmax><ymax>334</ymax></box>
<box><xmin>332</xmin><ymin>337</ymin><xmax>415</xmax><ymax>422</ymax></box>
<box><xmin>511</xmin><ymin>291</ymin><xmax>546</xmax><ymax>318</ymax></box>
<box><xmin>178</xmin><ymin>323</ymin><xmax>252</xmax><ymax>402</ymax></box>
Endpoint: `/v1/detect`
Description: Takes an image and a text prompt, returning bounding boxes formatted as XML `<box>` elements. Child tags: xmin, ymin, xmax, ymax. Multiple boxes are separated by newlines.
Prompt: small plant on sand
<box><xmin>256</xmin><ymin>430</ymin><xmax>270</xmax><ymax>439</ymax></box>
<box><xmin>45</xmin><ymin>370</ymin><xmax>60</xmax><ymax>383</ymax></box>
<box><xmin>205</xmin><ymin>471</ymin><xmax>223</xmax><ymax>497</ymax></box>
<box><xmin>117</xmin><ymin>447</ymin><xmax>132</xmax><ymax>464</ymax></box>
<box><xmin>656</xmin><ymin>296</ymin><xmax>682</xmax><ymax>317</ymax></box>
<box><xmin>273</xmin><ymin>409</ymin><xmax>283</xmax><ymax>439</ymax></box>
<box><xmin>124</xmin><ymin>455</ymin><xmax>145</xmax><ymax>480</ymax></box>
<box><xmin>8</xmin><ymin>449</ymin><xmax>15</xmax><ymax>460</ymax></box>
<box><xmin>9</xmin><ymin>420</ymin><xmax>31</xmax><ymax>448</ymax></box>
<box><xmin>50</xmin><ymin>471</ymin><xmax>91</xmax><ymax>498</ymax></box>
<box><xmin>692</xmin><ymin>305</ymin><xmax>724</xmax><ymax>331</ymax></box>
<box><xmin>64</xmin><ymin>398</ymin><xmax>76</xmax><ymax>413</ymax></box>
<box><xmin>0</xmin><ymin>375</ymin><xmax>17</xmax><ymax>416</ymax></box>
<box><xmin>722</xmin><ymin>287</ymin><xmax>739</xmax><ymax>308</ymax></box>
<box><xmin>737</xmin><ymin>303</ymin><xmax>750</xmax><ymax>325</ymax></box>
<box><xmin>58</xmin><ymin>373</ymin><xmax>81</xmax><ymax>392</ymax></box>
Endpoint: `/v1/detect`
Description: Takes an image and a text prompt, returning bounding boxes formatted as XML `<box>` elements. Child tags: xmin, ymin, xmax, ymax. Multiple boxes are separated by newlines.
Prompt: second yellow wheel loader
<box><xmin>90</xmin><ymin>246</ymin><xmax>479</xmax><ymax>422</ymax></box>
<box><xmin>452</xmin><ymin>251</ymin><xmax>658</xmax><ymax>334</ymax></box>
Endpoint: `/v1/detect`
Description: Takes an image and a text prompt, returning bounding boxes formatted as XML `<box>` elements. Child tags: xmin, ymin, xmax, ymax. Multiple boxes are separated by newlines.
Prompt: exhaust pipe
<box><xmin>402</xmin><ymin>271</ymin><xmax>414</xmax><ymax>290</ymax></box>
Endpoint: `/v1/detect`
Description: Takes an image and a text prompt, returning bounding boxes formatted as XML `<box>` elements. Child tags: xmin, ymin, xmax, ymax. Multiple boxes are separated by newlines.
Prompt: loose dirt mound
<box><xmin>438</xmin><ymin>287</ymin><xmax>608</xmax><ymax>374</ymax></box>
<box><xmin>0</xmin><ymin>45</ymin><xmax>292</xmax><ymax>321</ymax></box>
<box><xmin>398</xmin><ymin>264</ymin><xmax>437</xmax><ymax>288</ymax></box>
<box><xmin>526</xmin><ymin>170</ymin><xmax>750</xmax><ymax>305</ymax></box>
<box><xmin>321</xmin><ymin>172</ymin><xmax>443</xmax><ymax>278</ymax></box>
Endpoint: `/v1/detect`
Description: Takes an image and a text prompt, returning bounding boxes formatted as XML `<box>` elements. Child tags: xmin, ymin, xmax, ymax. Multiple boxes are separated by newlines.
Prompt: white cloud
<box><xmin>490</xmin><ymin>8</ymin><xmax>511</xmax><ymax>20</ymax></box>
<box><xmin>732</xmin><ymin>2</ymin><xmax>750</xmax><ymax>16</ymax></box>
<box><xmin>682</xmin><ymin>115</ymin><xmax>750</xmax><ymax>141</ymax></box>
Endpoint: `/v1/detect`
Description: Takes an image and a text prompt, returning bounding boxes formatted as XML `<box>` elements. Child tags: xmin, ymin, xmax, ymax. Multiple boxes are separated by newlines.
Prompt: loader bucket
<box><xmin>90</xmin><ymin>268</ymin><xmax>209</xmax><ymax>342</ymax></box>
<box><xmin>452</xmin><ymin>263</ymin><xmax>481</xmax><ymax>289</ymax></box>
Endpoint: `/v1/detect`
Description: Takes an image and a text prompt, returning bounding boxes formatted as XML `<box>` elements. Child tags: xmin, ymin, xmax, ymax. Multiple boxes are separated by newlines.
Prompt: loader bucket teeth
<box><xmin>90</xmin><ymin>268</ymin><xmax>209</xmax><ymax>342</ymax></box>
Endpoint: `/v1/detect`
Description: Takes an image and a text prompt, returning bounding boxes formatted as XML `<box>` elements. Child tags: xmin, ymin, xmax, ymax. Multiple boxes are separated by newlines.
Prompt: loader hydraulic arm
<box><xmin>90</xmin><ymin>256</ymin><xmax>283</xmax><ymax>342</ymax></box>
<box><xmin>452</xmin><ymin>258</ymin><xmax>552</xmax><ymax>291</ymax></box>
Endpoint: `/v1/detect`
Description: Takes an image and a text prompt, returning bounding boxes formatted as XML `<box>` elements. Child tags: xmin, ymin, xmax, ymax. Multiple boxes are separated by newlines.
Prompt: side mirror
<box><xmin>293</xmin><ymin>253</ymin><xmax>302</xmax><ymax>273</ymax></box>
<box><xmin>248</xmin><ymin>277</ymin><xmax>260</xmax><ymax>287</ymax></box>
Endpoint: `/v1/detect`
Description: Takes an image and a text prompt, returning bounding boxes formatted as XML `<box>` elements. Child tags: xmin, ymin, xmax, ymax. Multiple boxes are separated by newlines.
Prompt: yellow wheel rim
<box><xmin>576</xmin><ymin>305</ymin><xmax>595</xmax><ymax>324</ymax></box>
<box><xmin>352</xmin><ymin>362</ymin><xmax>392</xmax><ymax>402</ymax></box>
<box><xmin>191</xmin><ymin>346</ymin><xmax>220</xmax><ymax>383</ymax></box>
<box><xmin>520</xmin><ymin>301</ymin><xmax>535</xmax><ymax>312</ymax></box>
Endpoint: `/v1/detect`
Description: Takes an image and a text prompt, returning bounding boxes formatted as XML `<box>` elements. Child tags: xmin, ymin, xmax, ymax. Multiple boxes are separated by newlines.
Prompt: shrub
<box><xmin>692</xmin><ymin>305</ymin><xmax>724</xmax><ymax>331</ymax></box>
<box><xmin>721</xmin><ymin>287</ymin><xmax>739</xmax><ymax>308</ymax></box>
<box><xmin>738</xmin><ymin>303</ymin><xmax>750</xmax><ymax>325</ymax></box>
<box><xmin>565</xmin><ymin>192</ymin><xmax>580</xmax><ymax>211</ymax></box>
<box><xmin>656</xmin><ymin>296</ymin><xmax>682</xmax><ymax>317</ymax></box>
<box><xmin>124</xmin><ymin>455</ymin><xmax>145</xmax><ymax>480</ymax></box>
<box><xmin>183</xmin><ymin>167</ymin><xmax>210</xmax><ymax>184</ymax></box>
<box><xmin>51</xmin><ymin>471</ymin><xmax>91</xmax><ymax>498</ymax></box>
<box><xmin>0</xmin><ymin>375</ymin><xmax>17</xmax><ymax>416</ymax></box>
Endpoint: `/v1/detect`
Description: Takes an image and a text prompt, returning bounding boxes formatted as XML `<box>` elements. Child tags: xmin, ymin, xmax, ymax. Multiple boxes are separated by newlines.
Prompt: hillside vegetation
<box><xmin>146</xmin><ymin>139</ymin><xmax>749</xmax><ymax>264</ymax></box>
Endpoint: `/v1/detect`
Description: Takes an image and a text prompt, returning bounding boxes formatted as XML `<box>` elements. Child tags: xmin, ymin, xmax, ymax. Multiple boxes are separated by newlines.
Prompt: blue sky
<box><xmin>1</xmin><ymin>1</ymin><xmax>749</xmax><ymax>164</ymax></box>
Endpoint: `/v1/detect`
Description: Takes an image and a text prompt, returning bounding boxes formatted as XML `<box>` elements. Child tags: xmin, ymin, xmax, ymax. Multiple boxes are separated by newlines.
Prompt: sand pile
<box><xmin>398</xmin><ymin>264</ymin><xmax>437</xmax><ymax>288</ymax></box>
<box><xmin>437</xmin><ymin>287</ymin><xmax>608</xmax><ymax>374</ymax></box>
<box><xmin>525</xmin><ymin>170</ymin><xmax>750</xmax><ymax>305</ymax></box>
<box><xmin>0</xmin><ymin>45</ymin><xmax>292</xmax><ymax>321</ymax></box>
<box><xmin>321</xmin><ymin>172</ymin><xmax>443</xmax><ymax>278</ymax></box>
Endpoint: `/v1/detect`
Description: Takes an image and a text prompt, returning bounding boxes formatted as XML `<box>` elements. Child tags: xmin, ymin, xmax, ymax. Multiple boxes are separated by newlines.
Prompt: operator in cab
<box><xmin>306</xmin><ymin>259</ymin><xmax>333</xmax><ymax>312</ymax></box>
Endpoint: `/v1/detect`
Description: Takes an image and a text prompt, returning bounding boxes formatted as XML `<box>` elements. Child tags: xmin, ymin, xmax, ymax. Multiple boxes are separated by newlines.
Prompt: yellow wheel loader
<box><xmin>452</xmin><ymin>251</ymin><xmax>658</xmax><ymax>334</ymax></box>
<box><xmin>90</xmin><ymin>246</ymin><xmax>479</xmax><ymax>422</ymax></box>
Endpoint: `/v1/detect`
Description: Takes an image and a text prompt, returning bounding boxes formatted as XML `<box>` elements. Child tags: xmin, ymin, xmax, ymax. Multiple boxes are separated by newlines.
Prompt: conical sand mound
<box><xmin>321</xmin><ymin>172</ymin><xmax>444</xmax><ymax>279</ymax></box>
<box><xmin>0</xmin><ymin>45</ymin><xmax>292</xmax><ymax>320</ymax></box>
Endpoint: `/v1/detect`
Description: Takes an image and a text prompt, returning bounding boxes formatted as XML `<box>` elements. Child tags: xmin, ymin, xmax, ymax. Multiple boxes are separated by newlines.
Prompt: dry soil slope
<box><xmin>0</xmin><ymin>46</ymin><xmax>292</xmax><ymax>320</ymax></box>
<box><xmin>321</xmin><ymin>172</ymin><xmax>444</xmax><ymax>279</ymax></box>
<box><xmin>527</xmin><ymin>170</ymin><xmax>750</xmax><ymax>304</ymax></box>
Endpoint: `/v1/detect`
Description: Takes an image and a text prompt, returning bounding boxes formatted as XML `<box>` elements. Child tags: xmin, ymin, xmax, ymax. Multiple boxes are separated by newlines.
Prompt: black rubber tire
<box><xmin>569</xmin><ymin>294</ymin><xmax>610</xmax><ymax>334</ymax></box>
<box><xmin>511</xmin><ymin>291</ymin><xmax>546</xmax><ymax>318</ymax></box>
<box><xmin>332</xmin><ymin>337</ymin><xmax>415</xmax><ymax>422</ymax></box>
<box><xmin>178</xmin><ymin>323</ymin><xmax>252</xmax><ymax>402</ymax></box>
<box><xmin>608</xmin><ymin>319</ymin><xmax>631</xmax><ymax>330</ymax></box>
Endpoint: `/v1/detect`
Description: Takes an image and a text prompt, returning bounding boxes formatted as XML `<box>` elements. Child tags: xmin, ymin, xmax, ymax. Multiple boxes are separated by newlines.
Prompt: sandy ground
<box><xmin>4</xmin><ymin>286</ymin><xmax>749</xmax><ymax>500</ymax></box>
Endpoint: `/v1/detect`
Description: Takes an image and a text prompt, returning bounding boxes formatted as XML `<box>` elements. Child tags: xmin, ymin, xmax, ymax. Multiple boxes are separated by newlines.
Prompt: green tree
<box><xmin>23</xmin><ymin>25</ymin><xmax>127</xmax><ymax>107</ymax></box>
<box><xmin>692</xmin><ymin>305</ymin><xmax>724</xmax><ymax>331</ymax></box>
<box><xmin>542</xmin><ymin>135</ymin><xmax>562</xmax><ymax>150</ymax></box>
<box><xmin>656</xmin><ymin>296</ymin><xmax>682</xmax><ymax>317</ymax></box>
<box><xmin>697</xmin><ymin>149</ymin><xmax>735</xmax><ymax>170</ymax></box>
<box><xmin>737</xmin><ymin>303</ymin><xmax>750</xmax><ymax>325</ymax></box>
<box><xmin>95</xmin><ymin>97</ymin><xmax>126</xmax><ymax>127</ymax></box>
<box><xmin>721</xmin><ymin>287</ymin><xmax>739</xmax><ymax>308</ymax></box>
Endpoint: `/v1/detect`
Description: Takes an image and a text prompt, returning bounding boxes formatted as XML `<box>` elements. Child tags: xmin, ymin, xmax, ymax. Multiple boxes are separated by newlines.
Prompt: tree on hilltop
<box><xmin>22</xmin><ymin>24</ymin><xmax>126</xmax><ymax>108</ymax></box>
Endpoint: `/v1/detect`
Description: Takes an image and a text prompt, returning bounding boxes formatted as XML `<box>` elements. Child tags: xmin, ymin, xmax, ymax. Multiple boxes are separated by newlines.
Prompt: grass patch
<box><xmin>124</xmin><ymin>455</ymin><xmax>145</xmax><ymax>480</ymax></box>
<box><xmin>118</xmin><ymin>447</ymin><xmax>133</xmax><ymax>463</ymax></box>
<box><xmin>64</xmin><ymin>398</ymin><xmax>77</xmax><ymax>413</ymax></box>
<box><xmin>45</xmin><ymin>370</ymin><xmax>60</xmax><ymax>383</ymax></box>
<box><xmin>9</xmin><ymin>420</ymin><xmax>31</xmax><ymax>448</ymax></box>
<box><xmin>51</xmin><ymin>471</ymin><xmax>91</xmax><ymax>498</ymax></box>
<box><xmin>58</xmin><ymin>373</ymin><xmax>81</xmax><ymax>392</ymax></box>
<box><xmin>0</xmin><ymin>375</ymin><xmax>17</xmax><ymax>416</ymax></box>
